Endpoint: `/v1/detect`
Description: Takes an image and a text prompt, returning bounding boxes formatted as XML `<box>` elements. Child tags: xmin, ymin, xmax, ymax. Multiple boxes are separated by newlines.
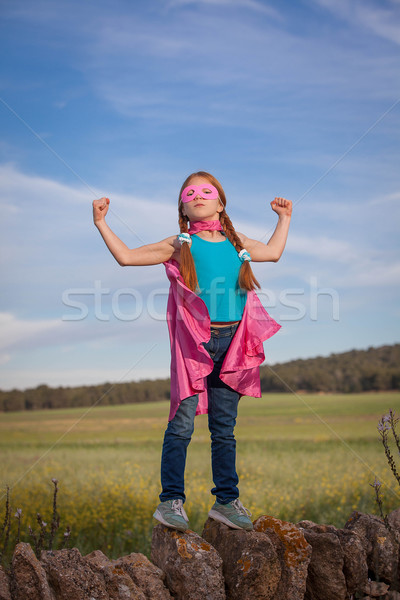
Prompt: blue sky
<box><xmin>0</xmin><ymin>0</ymin><xmax>399</xmax><ymax>391</ymax></box>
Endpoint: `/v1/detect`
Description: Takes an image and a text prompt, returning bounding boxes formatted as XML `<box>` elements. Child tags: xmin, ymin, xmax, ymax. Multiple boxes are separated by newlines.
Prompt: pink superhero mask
<box><xmin>181</xmin><ymin>184</ymin><xmax>219</xmax><ymax>203</ymax></box>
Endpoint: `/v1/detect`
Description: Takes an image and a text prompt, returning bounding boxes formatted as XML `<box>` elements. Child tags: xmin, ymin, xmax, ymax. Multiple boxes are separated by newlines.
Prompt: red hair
<box><xmin>178</xmin><ymin>171</ymin><xmax>260</xmax><ymax>292</ymax></box>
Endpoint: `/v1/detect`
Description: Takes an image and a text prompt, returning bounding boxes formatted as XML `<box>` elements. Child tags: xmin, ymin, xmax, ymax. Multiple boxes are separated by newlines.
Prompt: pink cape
<box><xmin>164</xmin><ymin>259</ymin><xmax>281</xmax><ymax>421</ymax></box>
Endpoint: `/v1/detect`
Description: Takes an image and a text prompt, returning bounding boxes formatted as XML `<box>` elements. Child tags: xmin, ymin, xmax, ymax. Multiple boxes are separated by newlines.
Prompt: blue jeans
<box><xmin>160</xmin><ymin>323</ymin><xmax>240</xmax><ymax>505</ymax></box>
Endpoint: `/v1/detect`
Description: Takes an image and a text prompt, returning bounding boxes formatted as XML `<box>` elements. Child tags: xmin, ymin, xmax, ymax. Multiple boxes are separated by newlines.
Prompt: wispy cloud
<box><xmin>0</xmin><ymin>162</ymin><xmax>176</xmax><ymax>255</ymax></box>
<box><xmin>312</xmin><ymin>0</ymin><xmax>400</xmax><ymax>46</ymax></box>
<box><xmin>368</xmin><ymin>190</ymin><xmax>400</xmax><ymax>205</ymax></box>
<box><xmin>0</xmin><ymin>312</ymin><xmax>62</xmax><ymax>354</ymax></box>
<box><xmin>3</xmin><ymin>0</ymin><xmax>399</xmax><ymax>135</ymax></box>
<box><xmin>165</xmin><ymin>0</ymin><xmax>281</xmax><ymax>18</ymax></box>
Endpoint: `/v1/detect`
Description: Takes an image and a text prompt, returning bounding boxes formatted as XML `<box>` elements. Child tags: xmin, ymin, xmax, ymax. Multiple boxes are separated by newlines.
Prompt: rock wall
<box><xmin>1</xmin><ymin>509</ymin><xmax>399</xmax><ymax>600</ymax></box>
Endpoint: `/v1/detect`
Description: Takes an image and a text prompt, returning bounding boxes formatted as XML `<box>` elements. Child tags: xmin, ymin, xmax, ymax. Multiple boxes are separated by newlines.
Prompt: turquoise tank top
<box><xmin>190</xmin><ymin>234</ymin><xmax>247</xmax><ymax>322</ymax></box>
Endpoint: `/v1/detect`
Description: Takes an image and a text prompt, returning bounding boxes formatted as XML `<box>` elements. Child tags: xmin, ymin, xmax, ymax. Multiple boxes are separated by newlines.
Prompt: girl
<box><xmin>93</xmin><ymin>171</ymin><xmax>292</xmax><ymax>532</ymax></box>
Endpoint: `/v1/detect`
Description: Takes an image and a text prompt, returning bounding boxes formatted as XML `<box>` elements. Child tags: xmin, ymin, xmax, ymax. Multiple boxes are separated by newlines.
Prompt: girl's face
<box><xmin>181</xmin><ymin>176</ymin><xmax>223</xmax><ymax>222</ymax></box>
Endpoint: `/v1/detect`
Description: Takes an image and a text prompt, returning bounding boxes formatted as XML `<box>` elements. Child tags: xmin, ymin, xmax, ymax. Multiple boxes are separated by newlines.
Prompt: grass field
<box><xmin>1</xmin><ymin>392</ymin><xmax>399</xmax><ymax>561</ymax></box>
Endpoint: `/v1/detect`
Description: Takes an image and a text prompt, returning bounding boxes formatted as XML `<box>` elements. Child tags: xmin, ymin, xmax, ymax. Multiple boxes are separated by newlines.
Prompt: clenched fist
<box><xmin>271</xmin><ymin>197</ymin><xmax>292</xmax><ymax>217</ymax></box>
<box><xmin>93</xmin><ymin>197</ymin><xmax>110</xmax><ymax>225</ymax></box>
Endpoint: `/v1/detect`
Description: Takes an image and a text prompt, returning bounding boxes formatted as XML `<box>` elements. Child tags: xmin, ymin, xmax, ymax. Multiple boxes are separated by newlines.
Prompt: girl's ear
<box><xmin>217</xmin><ymin>199</ymin><xmax>224</xmax><ymax>213</ymax></box>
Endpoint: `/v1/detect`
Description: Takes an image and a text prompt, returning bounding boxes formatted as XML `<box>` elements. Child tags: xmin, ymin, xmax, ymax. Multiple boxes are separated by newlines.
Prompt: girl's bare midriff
<box><xmin>211</xmin><ymin>321</ymin><xmax>240</xmax><ymax>328</ymax></box>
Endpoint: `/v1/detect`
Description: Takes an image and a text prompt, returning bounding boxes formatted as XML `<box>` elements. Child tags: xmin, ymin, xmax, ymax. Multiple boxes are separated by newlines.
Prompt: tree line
<box><xmin>0</xmin><ymin>344</ymin><xmax>399</xmax><ymax>412</ymax></box>
<box><xmin>259</xmin><ymin>344</ymin><xmax>400</xmax><ymax>393</ymax></box>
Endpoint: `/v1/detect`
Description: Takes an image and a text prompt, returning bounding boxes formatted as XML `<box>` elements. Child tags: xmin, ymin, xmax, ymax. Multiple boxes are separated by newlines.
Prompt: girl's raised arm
<box><xmin>93</xmin><ymin>197</ymin><xmax>177</xmax><ymax>266</ymax></box>
<box><xmin>238</xmin><ymin>197</ymin><xmax>292</xmax><ymax>263</ymax></box>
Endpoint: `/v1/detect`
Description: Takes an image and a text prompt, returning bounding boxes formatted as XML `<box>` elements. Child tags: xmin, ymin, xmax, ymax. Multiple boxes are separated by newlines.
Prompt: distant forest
<box><xmin>0</xmin><ymin>344</ymin><xmax>399</xmax><ymax>412</ymax></box>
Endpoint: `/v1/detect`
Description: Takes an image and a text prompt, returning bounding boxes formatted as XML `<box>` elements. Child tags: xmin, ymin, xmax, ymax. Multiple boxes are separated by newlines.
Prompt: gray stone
<box><xmin>85</xmin><ymin>549</ymin><xmax>147</xmax><ymax>599</ymax></box>
<box><xmin>388</xmin><ymin>507</ymin><xmax>400</xmax><ymax>544</ymax></box>
<box><xmin>362</xmin><ymin>579</ymin><xmax>390</xmax><ymax>596</ymax></box>
<box><xmin>202</xmin><ymin>517</ymin><xmax>281</xmax><ymax>600</ymax></box>
<box><xmin>297</xmin><ymin>522</ymin><xmax>347</xmax><ymax>600</ymax></box>
<box><xmin>152</xmin><ymin>524</ymin><xmax>225</xmax><ymax>600</ymax></box>
<box><xmin>298</xmin><ymin>520</ymin><xmax>369</xmax><ymax>598</ymax></box>
<box><xmin>113</xmin><ymin>552</ymin><xmax>172</xmax><ymax>600</ymax></box>
<box><xmin>345</xmin><ymin>511</ymin><xmax>399</xmax><ymax>586</ymax></box>
<box><xmin>0</xmin><ymin>566</ymin><xmax>11</xmax><ymax>600</ymax></box>
<box><xmin>11</xmin><ymin>542</ymin><xmax>55</xmax><ymax>600</ymax></box>
<box><xmin>253</xmin><ymin>515</ymin><xmax>312</xmax><ymax>600</ymax></box>
<box><xmin>41</xmin><ymin>547</ymin><xmax>109</xmax><ymax>600</ymax></box>
<box><xmin>336</xmin><ymin>526</ymin><xmax>369</xmax><ymax>595</ymax></box>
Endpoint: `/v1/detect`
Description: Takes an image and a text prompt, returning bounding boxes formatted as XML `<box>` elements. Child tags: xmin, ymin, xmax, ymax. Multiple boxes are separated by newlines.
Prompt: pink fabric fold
<box><xmin>188</xmin><ymin>220</ymin><xmax>223</xmax><ymax>234</ymax></box>
<box><xmin>164</xmin><ymin>259</ymin><xmax>281</xmax><ymax>421</ymax></box>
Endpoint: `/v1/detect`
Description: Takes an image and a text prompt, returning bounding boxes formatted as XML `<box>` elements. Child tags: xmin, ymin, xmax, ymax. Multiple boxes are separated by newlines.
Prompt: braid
<box><xmin>219</xmin><ymin>209</ymin><xmax>243</xmax><ymax>252</ymax></box>
<box><xmin>178</xmin><ymin>204</ymin><xmax>198</xmax><ymax>291</ymax></box>
<box><xmin>179</xmin><ymin>211</ymin><xmax>189</xmax><ymax>234</ymax></box>
<box><xmin>220</xmin><ymin>209</ymin><xmax>260</xmax><ymax>291</ymax></box>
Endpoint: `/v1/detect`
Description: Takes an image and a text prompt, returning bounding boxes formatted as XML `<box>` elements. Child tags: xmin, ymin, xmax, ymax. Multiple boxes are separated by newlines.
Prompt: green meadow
<box><xmin>1</xmin><ymin>392</ymin><xmax>399</xmax><ymax>560</ymax></box>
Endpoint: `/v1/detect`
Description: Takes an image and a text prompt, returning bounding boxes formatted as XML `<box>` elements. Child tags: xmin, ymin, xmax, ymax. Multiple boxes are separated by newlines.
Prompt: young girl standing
<box><xmin>93</xmin><ymin>171</ymin><xmax>292</xmax><ymax>532</ymax></box>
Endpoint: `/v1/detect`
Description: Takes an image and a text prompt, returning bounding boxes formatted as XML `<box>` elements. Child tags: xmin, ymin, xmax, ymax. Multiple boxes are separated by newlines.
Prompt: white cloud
<box><xmin>0</xmin><ymin>162</ymin><xmax>93</xmax><ymax>209</ymax></box>
<box><xmin>0</xmin><ymin>162</ymin><xmax>176</xmax><ymax>238</ymax></box>
<box><xmin>46</xmin><ymin>0</ymin><xmax>396</xmax><ymax>125</ymax></box>
<box><xmin>368</xmin><ymin>190</ymin><xmax>400</xmax><ymax>205</ymax></box>
<box><xmin>0</xmin><ymin>162</ymin><xmax>178</xmax><ymax>295</ymax></box>
<box><xmin>165</xmin><ymin>0</ymin><xmax>281</xmax><ymax>18</ymax></box>
<box><xmin>0</xmin><ymin>312</ymin><xmax>62</xmax><ymax>353</ymax></box>
<box><xmin>4</xmin><ymin>0</ymin><xmax>400</xmax><ymax>132</ymax></box>
<box><xmin>312</xmin><ymin>0</ymin><xmax>400</xmax><ymax>46</ymax></box>
<box><xmin>289</xmin><ymin>234</ymin><xmax>360</xmax><ymax>263</ymax></box>
<box><xmin>0</xmin><ymin>354</ymin><xmax>11</xmax><ymax>366</ymax></box>
<box><xmin>237</xmin><ymin>221</ymin><xmax>400</xmax><ymax>289</ymax></box>
<box><xmin>234</xmin><ymin>219</ymin><xmax>362</xmax><ymax>264</ymax></box>
<box><xmin>348</xmin><ymin>260</ymin><xmax>400</xmax><ymax>287</ymax></box>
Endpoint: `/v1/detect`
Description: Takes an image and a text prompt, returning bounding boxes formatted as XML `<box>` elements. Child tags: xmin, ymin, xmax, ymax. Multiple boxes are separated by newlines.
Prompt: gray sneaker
<box><xmin>153</xmin><ymin>499</ymin><xmax>189</xmax><ymax>532</ymax></box>
<box><xmin>208</xmin><ymin>498</ymin><xmax>253</xmax><ymax>531</ymax></box>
